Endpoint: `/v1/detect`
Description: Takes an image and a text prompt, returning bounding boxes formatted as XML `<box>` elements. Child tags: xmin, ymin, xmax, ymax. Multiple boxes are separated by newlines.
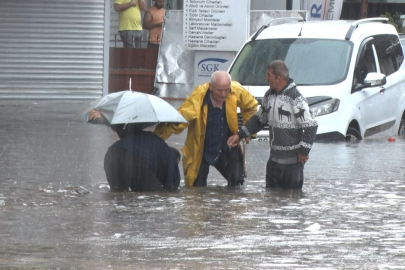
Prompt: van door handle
<box><xmin>380</xmin><ymin>87</ymin><xmax>386</xmax><ymax>94</ymax></box>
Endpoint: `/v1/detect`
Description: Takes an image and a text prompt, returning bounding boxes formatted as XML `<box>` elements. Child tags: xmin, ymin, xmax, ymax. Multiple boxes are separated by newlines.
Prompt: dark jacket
<box><xmin>104</xmin><ymin>130</ymin><xmax>180</xmax><ymax>192</ymax></box>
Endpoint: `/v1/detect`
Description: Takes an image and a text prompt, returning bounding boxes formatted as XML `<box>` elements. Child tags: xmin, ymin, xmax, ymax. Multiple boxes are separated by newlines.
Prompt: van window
<box><xmin>352</xmin><ymin>42</ymin><xmax>377</xmax><ymax>90</ymax></box>
<box><xmin>373</xmin><ymin>34</ymin><xmax>404</xmax><ymax>76</ymax></box>
<box><xmin>229</xmin><ymin>39</ymin><xmax>352</xmax><ymax>86</ymax></box>
<box><xmin>399</xmin><ymin>34</ymin><xmax>405</xmax><ymax>53</ymax></box>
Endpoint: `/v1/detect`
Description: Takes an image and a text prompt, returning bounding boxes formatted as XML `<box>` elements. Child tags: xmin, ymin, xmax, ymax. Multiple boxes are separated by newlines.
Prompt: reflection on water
<box><xmin>0</xmin><ymin>100</ymin><xmax>405</xmax><ymax>268</ymax></box>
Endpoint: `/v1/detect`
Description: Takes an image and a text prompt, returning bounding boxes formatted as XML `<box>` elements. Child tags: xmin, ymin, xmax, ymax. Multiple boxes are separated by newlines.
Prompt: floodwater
<box><xmin>1</xmin><ymin>100</ymin><xmax>405</xmax><ymax>269</ymax></box>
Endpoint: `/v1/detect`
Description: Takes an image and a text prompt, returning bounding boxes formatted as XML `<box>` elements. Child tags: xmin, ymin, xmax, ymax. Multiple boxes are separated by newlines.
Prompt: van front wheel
<box><xmin>345</xmin><ymin>127</ymin><xmax>361</xmax><ymax>142</ymax></box>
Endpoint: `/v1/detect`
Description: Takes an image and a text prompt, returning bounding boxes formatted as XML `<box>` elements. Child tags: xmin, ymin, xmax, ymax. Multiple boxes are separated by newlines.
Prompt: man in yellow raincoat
<box><xmin>154</xmin><ymin>71</ymin><xmax>258</xmax><ymax>187</ymax></box>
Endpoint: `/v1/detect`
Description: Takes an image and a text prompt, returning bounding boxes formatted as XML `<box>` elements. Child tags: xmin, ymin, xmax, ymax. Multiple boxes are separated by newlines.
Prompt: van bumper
<box><xmin>315</xmin><ymin>132</ymin><xmax>345</xmax><ymax>142</ymax></box>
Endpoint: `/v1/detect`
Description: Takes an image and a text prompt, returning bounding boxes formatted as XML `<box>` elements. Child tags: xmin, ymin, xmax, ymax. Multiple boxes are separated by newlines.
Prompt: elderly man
<box><xmin>228</xmin><ymin>60</ymin><xmax>318</xmax><ymax>189</ymax></box>
<box><xmin>154</xmin><ymin>71</ymin><xmax>258</xmax><ymax>187</ymax></box>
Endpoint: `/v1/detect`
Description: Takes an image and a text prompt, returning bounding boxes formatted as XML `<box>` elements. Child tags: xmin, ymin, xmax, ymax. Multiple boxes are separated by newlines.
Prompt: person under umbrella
<box><xmin>88</xmin><ymin>107</ymin><xmax>181</xmax><ymax>192</ymax></box>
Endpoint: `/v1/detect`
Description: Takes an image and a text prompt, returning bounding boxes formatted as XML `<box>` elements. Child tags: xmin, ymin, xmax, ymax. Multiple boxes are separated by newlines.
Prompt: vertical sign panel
<box><xmin>306</xmin><ymin>0</ymin><xmax>344</xmax><ymax>20</ymax></box>
<box><xmin>194</xmin><ymin>51</ymin><xmax>234</xmax><ymax>87</ymax></box>
<box><xmin>183</xmin><ymin>0</ymin><xmax>250</xmax><ymax>51</ymax></box>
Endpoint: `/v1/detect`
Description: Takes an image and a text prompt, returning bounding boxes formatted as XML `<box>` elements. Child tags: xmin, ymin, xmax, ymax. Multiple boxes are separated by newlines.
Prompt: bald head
<box><xmin>210</xmin><ymin>71</ymin><xmax>231</xmax><ymax>87</ymax></box>
<box><xmin>209</xmin><ymin>71</ymin><xmax>231</xmax><ymax>106</ymax></box>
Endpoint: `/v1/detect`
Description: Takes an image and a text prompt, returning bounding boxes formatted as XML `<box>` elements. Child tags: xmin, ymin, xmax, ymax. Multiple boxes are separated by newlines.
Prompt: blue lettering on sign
<box><xmin>201</xmin><ymin>64</ymin><xmax>220</xmax><ymax>72</ymax></box>
<box><xmin>311</xmin><ymin>4</ymin><xmax>322</xmax><ymax>18</ymax></box>
<box><xmin>198</xmin><ymin>58</ymin><xmax>228</xmax><ymax>72</ymax></box>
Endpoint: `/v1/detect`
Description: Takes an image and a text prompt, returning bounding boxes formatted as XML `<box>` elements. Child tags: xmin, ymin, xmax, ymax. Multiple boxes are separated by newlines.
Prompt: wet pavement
<box><xmin>1</xmin><ymin>99</ymin><xmax>405</xmax><ymax>269</ymax></box>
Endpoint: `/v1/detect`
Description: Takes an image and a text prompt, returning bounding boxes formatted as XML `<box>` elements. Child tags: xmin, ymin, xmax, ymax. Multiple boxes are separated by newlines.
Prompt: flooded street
<box><xmin>1</xmin><ymin>99</ymin><xmax>405</xmax><ymax>269</ymax></box>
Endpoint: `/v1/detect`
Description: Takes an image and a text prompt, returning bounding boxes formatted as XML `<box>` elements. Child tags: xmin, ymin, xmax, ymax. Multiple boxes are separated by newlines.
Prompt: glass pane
<box><xmin>374</xmin><ymin>35</ymin><xmax>397</xmax><ymax>76</ymax></box>
<box><xmin>229</xmin><ymin>39</ymin><xmax>353</xmax><ymax>86</ymax></box>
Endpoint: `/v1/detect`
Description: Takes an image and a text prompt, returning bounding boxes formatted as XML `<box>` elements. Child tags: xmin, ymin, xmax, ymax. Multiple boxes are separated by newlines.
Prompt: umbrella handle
<box><xmin>242</xmin><ymin>141</ymin><xmax>247</xmax><ymax>178</ymax></box>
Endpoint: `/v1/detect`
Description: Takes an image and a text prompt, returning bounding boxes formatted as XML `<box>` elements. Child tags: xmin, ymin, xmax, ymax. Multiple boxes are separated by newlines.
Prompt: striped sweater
<box><xmin>238</xmin><ymin>79</ymin><xmax>318</xmax><ymax>164</ymax></box>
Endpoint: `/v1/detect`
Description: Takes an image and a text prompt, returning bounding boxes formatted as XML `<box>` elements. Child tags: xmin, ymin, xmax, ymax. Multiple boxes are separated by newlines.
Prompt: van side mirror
<box><xmin>364</xmin><ymin>72</ymin><xmax>387</xmax><ymax>87</ymax></box>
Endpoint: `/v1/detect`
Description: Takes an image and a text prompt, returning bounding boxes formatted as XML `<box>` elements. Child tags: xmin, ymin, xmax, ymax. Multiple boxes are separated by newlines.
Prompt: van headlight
<box><xmin>310</xmin><ymin>99</ymin><xmax>340</xmax><ymax>117</ymax></box>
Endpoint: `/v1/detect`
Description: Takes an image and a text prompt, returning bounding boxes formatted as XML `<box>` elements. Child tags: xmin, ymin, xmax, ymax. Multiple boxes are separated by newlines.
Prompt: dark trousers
<box><xmin>104</xmin><ymin>147</ymin><xmax>164</xmax><ymax>192</ymax></box>
<box><xmin>266</xmin><ymin>159</ymin><xmax>304</xmax><ymax>189</ymax></box>
<box><xmin>193</xmin><ymin>148</ymin><xmax>244</xmax><ymax>187</ymax></box>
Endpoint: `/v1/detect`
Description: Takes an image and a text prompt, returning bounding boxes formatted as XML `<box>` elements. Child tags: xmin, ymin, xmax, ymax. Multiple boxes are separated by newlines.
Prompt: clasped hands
<box><xmin>227</xmin><ymin>134</ymin><xmax>309</xmax><ymax>164</ymax></box>
<box><xmin>227</xmin><ymin>134</ymin><xmax>250</xmax><ymax>148</ymax></box>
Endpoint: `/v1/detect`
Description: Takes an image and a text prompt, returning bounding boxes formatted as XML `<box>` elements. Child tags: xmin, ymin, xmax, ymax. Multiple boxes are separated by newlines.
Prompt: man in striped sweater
<box><xmin>228</xmin><ymin>60</ymin><xmax>318</xmax><ymax>189</ymax></box>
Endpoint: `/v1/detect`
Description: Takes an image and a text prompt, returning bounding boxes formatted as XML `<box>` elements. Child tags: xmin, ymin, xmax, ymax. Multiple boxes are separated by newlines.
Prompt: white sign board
<box><xmin>183</xmin><ymin>0</ymin><xmax>250</xmax><ymax>51</ymax></box>
<box><xmin>194</xmin><ymin>51</ymin><xmax>235</xmax><ymax>87</ymax></box>
<box><xmin>306</xmin><ymin>0</ymin><xmax>343</xmax><ymax>20</ymax></box>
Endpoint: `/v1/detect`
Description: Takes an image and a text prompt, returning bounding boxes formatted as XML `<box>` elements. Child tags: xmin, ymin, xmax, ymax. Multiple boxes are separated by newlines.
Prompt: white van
<box><xmin>229</xmin><ymin>18</ymin><xmax>405</xmax><ymax>141</ymax></box>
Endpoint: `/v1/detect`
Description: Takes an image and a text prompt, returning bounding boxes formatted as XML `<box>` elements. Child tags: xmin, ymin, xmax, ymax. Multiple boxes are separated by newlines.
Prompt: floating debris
<box><xmin>74</xmin><ymin>186</ymin><xmax>90</xmax><ymax>194</ymax></box>
<box><xmin>305</xmin><ymin>223</ymin><xmax>321</xmax><ymax>231</ymax></box>
<box><xmin>112</xmin><ymin>233</ymin><xmax>124</xmax><ymax>239</ymax></box>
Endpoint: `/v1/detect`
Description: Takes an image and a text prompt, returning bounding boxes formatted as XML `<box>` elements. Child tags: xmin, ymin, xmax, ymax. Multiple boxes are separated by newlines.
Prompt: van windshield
<box><xmin>229</xmin><ymin>38</ymin><xmax>353</xmax><ymax>86</ymax></box>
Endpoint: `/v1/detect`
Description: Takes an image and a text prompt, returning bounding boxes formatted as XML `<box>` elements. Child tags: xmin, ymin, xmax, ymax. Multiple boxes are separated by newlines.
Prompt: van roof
<box><xmin>254</xmin><ymin>19</ymin><xmax>397</xmax><ymax>41</ymax></box>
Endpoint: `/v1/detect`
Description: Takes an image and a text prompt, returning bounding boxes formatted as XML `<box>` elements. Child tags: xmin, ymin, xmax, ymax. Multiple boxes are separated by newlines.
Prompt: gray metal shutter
<box><xmin>0</xmin><ymin>0</ymin><xmax>106</xmax><ymax>99</ymax></box>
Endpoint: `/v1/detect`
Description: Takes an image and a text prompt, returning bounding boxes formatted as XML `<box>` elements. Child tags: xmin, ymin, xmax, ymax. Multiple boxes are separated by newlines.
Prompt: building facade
<box><xmin>1</xmin><ymin>0</ymin><xmax>404</xmax><ymax>99</ymax></box>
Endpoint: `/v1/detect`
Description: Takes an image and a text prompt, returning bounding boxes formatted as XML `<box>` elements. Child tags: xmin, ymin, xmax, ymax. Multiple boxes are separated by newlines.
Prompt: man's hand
<box><xmin>88</xmin><ymin>109</ymin><xmax>102</xmax><ymax>121</ymax></box>
<box><xmin>227</xmin><ymin>134</ymin><xmax>240</xmax><ymax>148</ymax></box>
<box><xmin>241</xmin><ymin>137</ymin><xmax>251</xmax><ymax>144</ymax></box>
<box><xmin>297</xmin><ymin>153</ymin><xmax>309</xmax><ymax>164</ymax></box>
<box><xmin>114</xmin><ymin>0</ymin><xmax>137</xmax><ymax>12</ymax></box>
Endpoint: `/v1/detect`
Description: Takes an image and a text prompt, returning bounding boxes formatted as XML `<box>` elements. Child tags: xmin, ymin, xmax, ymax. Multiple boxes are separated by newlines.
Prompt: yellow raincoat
<box><xmin>154</xmin><ymin>81</ymin><xmax>258</xmax><ymax>186</ymax></box>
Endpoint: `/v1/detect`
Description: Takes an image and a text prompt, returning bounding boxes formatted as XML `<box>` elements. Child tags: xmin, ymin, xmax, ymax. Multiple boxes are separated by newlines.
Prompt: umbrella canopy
<box><xmin>89</xmin><ymin>90</ymin><xmax>187</xmax><ymax>127</ymax></box>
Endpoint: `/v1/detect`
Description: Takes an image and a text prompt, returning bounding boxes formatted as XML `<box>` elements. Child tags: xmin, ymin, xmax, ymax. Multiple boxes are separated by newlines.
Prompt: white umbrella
<box><xmin>89</xmin><ymin>90</ymin><xmax>187</xmax><ymax>127</ymax></box>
